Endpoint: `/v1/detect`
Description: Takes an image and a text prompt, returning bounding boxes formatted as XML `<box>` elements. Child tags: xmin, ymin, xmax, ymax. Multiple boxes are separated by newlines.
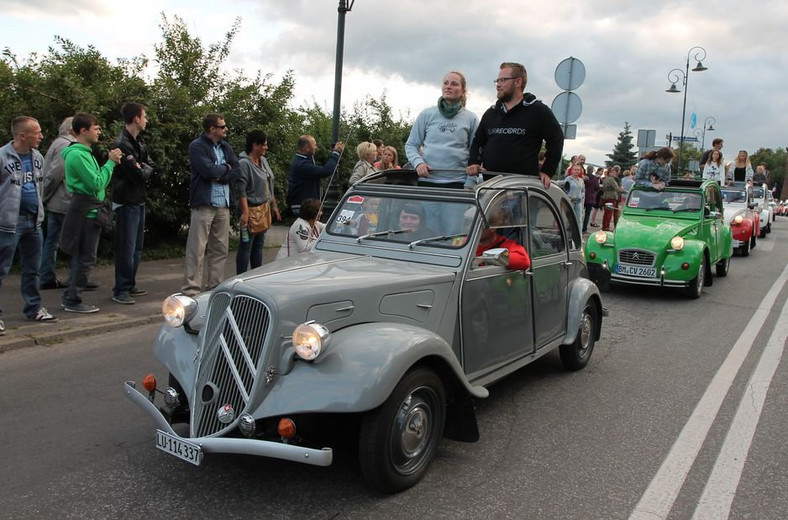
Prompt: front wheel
<box><xmin>739</xmin><ymin>238</ymin><xmax>750</xmax><ymax>257</ymax></box>
<box><xmin>359</xmin><ymin>368</ymin><xmax>446</xmax><ymax>494</ymax></box>
<box><xmin>559</xmin><ymin>303</ymin><xmax>598</xmax><ymax>371</ymax></box>
<box><xmin>686</xmin><ymin>256</ymin><xmax>706</xmax><ymax>299</ymax></box>
<box><xmin>716</xmin><ymin>256</ymin><xmax>730</xmax><ymax>277</ymax></box>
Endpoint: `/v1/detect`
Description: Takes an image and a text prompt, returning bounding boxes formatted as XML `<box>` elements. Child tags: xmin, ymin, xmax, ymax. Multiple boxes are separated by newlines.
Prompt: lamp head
<box><xmin>666</xmin><ymin>83</ymin><xmax>680</xmax><ymax>93</ymax></box>
<box><xmin>692</xmin><ymin>61</ymin><xmax>708</xmax><ymax>72</ymax></box>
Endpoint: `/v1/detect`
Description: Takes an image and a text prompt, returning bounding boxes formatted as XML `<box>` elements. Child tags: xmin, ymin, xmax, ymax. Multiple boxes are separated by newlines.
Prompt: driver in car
<box><xmin>475</xmin><ymin>209</ymin><xmax>531</xmax><ymax>270</ymax></box>
<box><xmin>398</xmin><ymin>203</ymin><xmax>435</xmax><ymax>240</ymax></box>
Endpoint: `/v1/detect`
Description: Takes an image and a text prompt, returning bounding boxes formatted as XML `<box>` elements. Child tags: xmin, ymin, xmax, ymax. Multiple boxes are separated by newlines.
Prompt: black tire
<box><xmin>559</xmin><ymin>303</ymin><xmax>598</xmax><ymax>371</ymax></box>
<box><xmin>716</xmin><ymin>256</ymin><xmax>730</xmax><ymax>277</ymax></box>
<box><xmin>739</xmin><ymin>237</ymin><xmax>750</xmax><ymax>257</ymax></box>
<box><xmin>751</xmin><ymin>232</ymin><xmax>757</xmax><ymax>249</ymax></box>
<box><xmin>767</xmin><ymin>222</ymin><xmax>772</xmax><ymax>233</ymax></box>
<box><xmin>359</xmin><ymin>368</ymin><xmax>446</xmax><ymax>493</ymax></box>
<box><xmin>686</xmin><ymin>255</ymin><xmax>705</xmax><ymax>299</ymax></box>
<box><xmin>759</xmin><ymin>226</ymin><xmax>766</xmax><ymax>238</ymax></box>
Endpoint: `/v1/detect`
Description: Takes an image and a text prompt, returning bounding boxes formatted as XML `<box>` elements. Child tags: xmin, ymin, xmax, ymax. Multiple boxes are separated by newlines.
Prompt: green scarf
<box><xmin>437</xmin><ymin>97</ymin><xmax>462</xmax><ymax>119</ymax></box>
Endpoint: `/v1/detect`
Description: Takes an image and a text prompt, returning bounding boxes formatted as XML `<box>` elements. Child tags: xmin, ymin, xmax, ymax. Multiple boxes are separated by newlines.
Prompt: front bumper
<box><xmin>124</xmin><ymin>381</ymin><xmax>333</xmax><ymax>467</ymax></box>
<box><xmin>588</xmin><ymin>262</ymin><xmax>689</xmax><ymax>288</ymax></box>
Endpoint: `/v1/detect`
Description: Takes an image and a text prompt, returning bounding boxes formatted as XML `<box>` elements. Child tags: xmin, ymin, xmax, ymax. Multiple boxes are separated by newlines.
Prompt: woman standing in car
<box><xmin>727</xmin><ymin>150</ymin><xmax>754</xmax><ymax>183</ymax></box>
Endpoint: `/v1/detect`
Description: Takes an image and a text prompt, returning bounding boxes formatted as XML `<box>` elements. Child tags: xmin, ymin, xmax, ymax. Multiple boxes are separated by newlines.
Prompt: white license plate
<box><xmin>617</xmin><ymin>264</ymin><xmax>657</xmax><ymax>278</ymax></box>
<box><xmin>156</xmin><ymin>430</ymin><xmax>202</xmax><ymax>466</ymax></box>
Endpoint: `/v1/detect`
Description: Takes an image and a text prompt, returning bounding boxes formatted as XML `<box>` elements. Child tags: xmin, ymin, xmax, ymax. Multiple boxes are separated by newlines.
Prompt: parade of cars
<box><xmin>584</xmin><ymin>179</ymin><xmax>733</xmax><ymax>298</ymax></box>
<box><xmin>125</xmin><ymin>169</ymin><xmax>605</xmax><ymax>494</ymax></box>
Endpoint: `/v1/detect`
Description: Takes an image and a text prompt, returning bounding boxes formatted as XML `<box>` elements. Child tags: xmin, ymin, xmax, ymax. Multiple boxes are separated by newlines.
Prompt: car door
<box><xmin>527</xmin><ymin>191</ymin><xmax>569</xmax><ymax>347</ymax></box>
<box><xmin>461</xmin><ymin>190</ymin><xmax>534</xmax><ymax>379</ymax></box>
<box><xmin>703</xmin><ymin>185</ymin><xmax>722</xmax><ymax>261</ymax></box>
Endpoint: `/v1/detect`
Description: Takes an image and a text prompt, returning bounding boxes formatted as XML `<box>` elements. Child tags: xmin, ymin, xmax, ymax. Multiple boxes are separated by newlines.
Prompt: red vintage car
<box><xmin>722</xmin><ymin>184</ymin><xmax>759</xmax><ymax>256</ymax></box>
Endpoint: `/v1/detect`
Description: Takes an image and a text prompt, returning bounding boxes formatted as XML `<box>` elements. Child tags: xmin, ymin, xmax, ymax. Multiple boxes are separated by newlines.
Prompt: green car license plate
<box><xmin>156</xmin><ymin>430</ymin><xmax>202</xmax><ymax>466</ymax></box>
<box><xmin>616</xmin><ymin>264</ymin><xmax>656</xmax><ymax>278</ymax></box>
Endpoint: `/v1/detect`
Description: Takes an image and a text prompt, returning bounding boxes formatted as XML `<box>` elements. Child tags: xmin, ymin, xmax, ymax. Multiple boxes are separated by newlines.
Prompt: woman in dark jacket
<box><xmin>582</xmin><ymin>169</ymin><xmax>600</xmax><ymax>233</ymax></box>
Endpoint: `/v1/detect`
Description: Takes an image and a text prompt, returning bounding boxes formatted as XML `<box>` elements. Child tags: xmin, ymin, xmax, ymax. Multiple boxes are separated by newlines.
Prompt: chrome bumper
<box><xmin>124</xmin><ymin>381</ymin><xmax>333</xmax><ymax>467</ymax></box>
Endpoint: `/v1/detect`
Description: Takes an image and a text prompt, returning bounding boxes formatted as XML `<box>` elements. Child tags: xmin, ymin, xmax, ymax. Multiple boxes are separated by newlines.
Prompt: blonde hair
<box><xmin>445</xmin><ymin>71</ymin><xmax>468</xmax><ymax>107</ymax></box>
<box><xmin>356</xmin><ymin>141</ymin><xmax>377</xmax><ymax>161</ymax></box>
<box><xmin>380</xmin><ymin>145</ymin><xmax>399</xmax><ymax>168</ymax></box>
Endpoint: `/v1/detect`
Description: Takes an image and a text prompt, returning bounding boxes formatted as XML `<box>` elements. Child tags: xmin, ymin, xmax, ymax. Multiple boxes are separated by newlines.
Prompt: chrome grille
<box><xmin>192</xmin><ymin>293</ymin><xmax>272</xmax><ymax>437</ymax></box>
<box><xmin>618</xmin><ymin>249</ymin><xmax>655</xmax><ymax>266</ymax></box>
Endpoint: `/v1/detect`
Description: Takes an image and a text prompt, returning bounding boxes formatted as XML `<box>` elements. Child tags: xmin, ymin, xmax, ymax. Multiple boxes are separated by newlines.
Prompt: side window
<box><xmin>559</xmin><ymin>198</ymin><xmax>582</xmax><ymax>250</ymax></box>
<box><xmin>528</xmin><ymin>195</ymin><xmax>566</xmax><ymax>258</ymax></box>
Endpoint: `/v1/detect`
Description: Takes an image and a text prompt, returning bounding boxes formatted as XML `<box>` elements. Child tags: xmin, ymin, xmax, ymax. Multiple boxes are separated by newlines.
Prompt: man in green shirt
<box><xmin>60</xmin><ymin>112</ymin><xmax>121</xmax><ymax>313</ymax></box>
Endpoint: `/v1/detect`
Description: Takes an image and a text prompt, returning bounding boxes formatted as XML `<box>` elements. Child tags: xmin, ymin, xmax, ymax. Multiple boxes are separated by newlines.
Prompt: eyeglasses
<box><xmin>493</xmin><ymin>77</ymin><xmax>517</xmax><ymax>85</ymax></box>
<box><xmin>214</xmin><ymin>125</ymin><xmax>227</xmax><ymax>129</ymax></box>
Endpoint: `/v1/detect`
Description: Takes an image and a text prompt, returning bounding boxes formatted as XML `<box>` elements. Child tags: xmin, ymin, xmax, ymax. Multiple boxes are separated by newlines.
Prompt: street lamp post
<box><xmin>332</xmin><ymin>0</ymin><xmax>355</xmax><ymax>144</ymax></box>
<box><xmin>699</xmin><ymin>116</ymin><xmax>716</xmax><ymax>155</ymax></box>
<box><xmin>665</xmin><ymin>46</ymin><xmax>708</xmax><ymax>175</ymax></box>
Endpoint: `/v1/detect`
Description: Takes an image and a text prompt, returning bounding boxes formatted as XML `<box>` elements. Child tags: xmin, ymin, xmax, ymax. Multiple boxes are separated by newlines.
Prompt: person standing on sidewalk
<box><xmin>601</xmin><ymin>165</ymin><xmax>623</xmax><ymax>231</ymax></box>
<box><xmin>39</xmin><ymin>117</ymin><xmax>75</xmax><ymax>290</ymax></box>
<box><xmin>111</xmin><ymin>103</ymin><xmax>155</xmax><ymax>305</ymax></box>
<box><xmin>60</xmin><ymin>112</ymin><xmax>121</xmax><ymax>314</ymax></box>
<box><xmin>234</xmin><ymin>130</ymin><xmax>280</xmax><ymax>274</ymax></box>
<box><xmin>181</xmin><ymin>113</ymin><xmax>239</xmax><ymax>296</ymax></box>
<box><xmin>0</xmin><ymin>116</ymin><xmax>59</xmax><ymax>334</ymax></box>
<box><xmin>286</xmin><ymin>135</ymin><xmax>344</xmax><ymax>217</ymax></box>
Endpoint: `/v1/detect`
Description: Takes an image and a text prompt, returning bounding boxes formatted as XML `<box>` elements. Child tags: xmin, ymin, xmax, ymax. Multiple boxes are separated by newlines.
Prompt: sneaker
<box><xmin>29</xmin><ymin>307</ymin><xmax>58</xmax><ymax>323</ymax></box>
<box><xmin>40</xmin><ymin>279</ymin><xmax>68</xmax><ymax>290</ymax></box>
<box><xmin>112</xmin><ymin>294</ymin><xmax>136</xmax><ymax>305</ymax></box>
<box><xmin>0</xmin><ymin>319</ymin><xmax>5</xmax><ymax>336</ymax></box>
<box><xmin>84</xmin><ymin>281</ymin><xmax>99</xmax><ymax>291</ymax></box>
<box><xmin>129</xmin><ymin>287</ymin><xmax>148</xmax><ymax>297</ymax></box>
<box><xmin>63</xmin><ymin>302</ymin><xmax>100</xmax><ymax>314</ymax></box>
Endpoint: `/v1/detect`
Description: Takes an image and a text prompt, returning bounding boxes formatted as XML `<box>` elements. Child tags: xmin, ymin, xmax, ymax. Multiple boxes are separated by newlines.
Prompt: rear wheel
<box><xmin>716</xmin><ymin>256</ymin><xmax>730</xmax><ymax>277</ymax></box>
<box><xmin>559</xmin><ymin>303</ymin><xmax>598</xmax><ymax>371</ymax></box>
<box><xmin>686</xmin><ymin>256</ymin><xmax>705</xmax><ymax>298</ymax></box>
<box><xmin>359</xmin><ymin>368</ymin><xmax>446</xmax><ymax>493</ymax></box>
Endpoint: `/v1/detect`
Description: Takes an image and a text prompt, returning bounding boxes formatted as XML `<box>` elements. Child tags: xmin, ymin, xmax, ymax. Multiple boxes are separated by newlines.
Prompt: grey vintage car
<box><xmin>125</xmin><ymin>170</ymin><xmax>604</xmax><ymax>493</ymax></box>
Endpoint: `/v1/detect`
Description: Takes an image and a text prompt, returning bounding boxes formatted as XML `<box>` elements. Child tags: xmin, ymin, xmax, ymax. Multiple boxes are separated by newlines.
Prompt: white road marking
<box><xmin>629</xmin><ymin>262</ymin><xmax>788</xmax><ymax>520</ymax></box>
<box><xmin>691</xmin><ymin>296</ymin><xmax>788</xmax><ymax>519</ymax></box>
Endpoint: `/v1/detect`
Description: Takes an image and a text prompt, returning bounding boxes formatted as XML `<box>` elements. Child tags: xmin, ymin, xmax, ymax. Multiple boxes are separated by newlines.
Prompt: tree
<box><xmin>606</xmin><ymin>122</ymin><xmax>638</xmax><ymax>170</ymax></box>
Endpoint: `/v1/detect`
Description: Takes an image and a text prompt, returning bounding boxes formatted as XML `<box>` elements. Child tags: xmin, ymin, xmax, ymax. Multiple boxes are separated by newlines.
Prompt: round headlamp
<box><xmin>733</xmin><ymin>215</ymin><xmax>743</xmax><ymax>224</ymax></box>
<box><xmin>293</xmin><ymin>322</ymin><xmax>331</xmax><ymax>361</ymax></box>
<box><xmin>594</xmin><ymin>230</ymin><xmax>608</xmax><ymax>245</ymax></box>
<box><xmin>162</xmin><ymin>294</ymin><xmax>198</xmax><ymax>327</ymax></box>
<box><xmin>670</xmin><ymin>236</ymin><xmax>685</xmax><ymax>251</ymax></box>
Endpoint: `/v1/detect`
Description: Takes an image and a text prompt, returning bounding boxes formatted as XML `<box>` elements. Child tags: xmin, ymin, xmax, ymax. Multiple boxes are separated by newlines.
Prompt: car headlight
<box><xmin>293</xmin><ymin>322</ymin><xmax>331</xmax><ymax>361</ymax></box>
<box><xmin>733</xmin><ymin>215</ymin><xmax>743</xmax><ymax>224</ymax></box>
<box><xmin>594</xmin><ymin>230</ymin><xmax>608</xmax><ymax>245</ymax></box>
<box><xmin>670</xmin><ymin>236</ymin><xmax>685</xmax><ymax>251</ymax></box>
<box><xmin>162</xmin><ymin>294</ymin><xmax>198</xmax><ymax>327</ymax></box>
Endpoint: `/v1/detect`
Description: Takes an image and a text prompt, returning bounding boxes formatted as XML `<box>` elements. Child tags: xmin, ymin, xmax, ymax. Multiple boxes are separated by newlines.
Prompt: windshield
<box><xmin>722</xmin><ymin>189</ymin><xmax>747</xmax><ymax>204</ymax></box>
<box><xmin>327</xmin><ymin>193</ymin><xmax>475</xmax><ymax>247</ymax></box>
<box><xmin>751</xmin><ymin>187</ymin><xmax>764</xmax><ymax>198</ymax></box>
<box><xmin>627</xmin><ymin>189</ymin><xmax>703</xmax><ymax>212</ymax></box>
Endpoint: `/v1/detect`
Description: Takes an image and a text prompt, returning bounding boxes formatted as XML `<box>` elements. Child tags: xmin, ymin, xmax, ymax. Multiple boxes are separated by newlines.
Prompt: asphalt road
<box><xmin>1</xmin><ymin>223</ymin><xmax>787</xmax><ymax>519</ymax></box>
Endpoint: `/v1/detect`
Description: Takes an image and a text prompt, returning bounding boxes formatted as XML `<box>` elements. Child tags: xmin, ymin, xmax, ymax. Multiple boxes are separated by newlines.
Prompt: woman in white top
<box><xmin>276</xmin><ymin>198</ymin><xmax>325</xmax><ymax>259</ymax></box>
<box><xmin>702</xmin><ymin>149</ymin><xmax>725</xmax><ymax>184</ymax></box>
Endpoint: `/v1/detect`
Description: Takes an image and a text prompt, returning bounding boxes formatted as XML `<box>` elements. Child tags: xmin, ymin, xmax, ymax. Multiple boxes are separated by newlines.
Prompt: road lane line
<box><xmin>629</xmin><ymin>262</ymin><xmax>788</xmax><ymax>520</ymax></box>
<box><xmin>691</xmin><ymin>296</ymin><xmax>788</xmax><ymax>519</ymax></box>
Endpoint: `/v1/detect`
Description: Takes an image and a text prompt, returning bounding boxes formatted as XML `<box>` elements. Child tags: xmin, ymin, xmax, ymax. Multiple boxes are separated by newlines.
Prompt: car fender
<box><xmin>563</xmin><ymin>277</ymin><xmax>603</xmax><ymax>345</ymax></box>
<box><xmin>252</xmin><ymin>322</ymin><xmax>488</xmax><ymax>418</ymax></box>
<box><xmin>152</xmin><ymin>324</ymin><xmax>200</xmax><ymax>400</ymax></box>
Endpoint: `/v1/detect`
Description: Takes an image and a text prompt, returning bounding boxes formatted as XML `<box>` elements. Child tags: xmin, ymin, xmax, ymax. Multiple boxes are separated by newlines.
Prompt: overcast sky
<box><xmin>3</xmin><ymin>0</ymin><xmax>787</xmax><ymax>166</ymax></box>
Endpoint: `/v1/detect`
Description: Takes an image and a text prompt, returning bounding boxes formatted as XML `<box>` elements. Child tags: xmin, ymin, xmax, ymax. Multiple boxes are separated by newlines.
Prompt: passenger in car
<box><xmin>276</xmin><ymin>198</ymin><xmax>325</xmax><ymax>259</ymax></box>
<box><xmin>398</xmin><ymin>203</ymin><xmax>435</xmax><ymax>240</ymax></box>
<box><xmin>475</xmin><ymin>210</ymin><xmax>531</xmax><ymax>270</ymax></box>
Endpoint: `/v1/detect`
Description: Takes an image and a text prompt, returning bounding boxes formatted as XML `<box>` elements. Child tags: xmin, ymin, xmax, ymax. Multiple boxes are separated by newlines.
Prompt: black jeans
<box><xmin>63</xmin><ymin>219</ymin><xmax>102</xmax><ymax>306</ymax></box>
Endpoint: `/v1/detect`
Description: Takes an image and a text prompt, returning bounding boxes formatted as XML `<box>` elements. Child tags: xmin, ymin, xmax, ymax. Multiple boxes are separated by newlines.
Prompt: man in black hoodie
<box><xmin>467</xmin><ymin>62</ymin><xmax>563</xmax><ymax>188</ymax></box>
<box><xmin>111</xmin><ymin>103</ymin><xmax>154</xmax><ymax>304</ymax></box>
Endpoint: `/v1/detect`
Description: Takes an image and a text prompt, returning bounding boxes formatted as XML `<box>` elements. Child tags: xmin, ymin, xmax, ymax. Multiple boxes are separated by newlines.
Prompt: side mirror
<box><xmin>477</xmin><ymin>247</ymin><xmax>510</xmax><ymax>267</ymax></box>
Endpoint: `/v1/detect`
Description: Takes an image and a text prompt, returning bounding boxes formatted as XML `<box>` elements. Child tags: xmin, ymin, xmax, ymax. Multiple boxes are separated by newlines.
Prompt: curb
<box><xmin>0</xmin><ymin>314</ymin><xmax>161</xmax><ymax>354</ymax></box>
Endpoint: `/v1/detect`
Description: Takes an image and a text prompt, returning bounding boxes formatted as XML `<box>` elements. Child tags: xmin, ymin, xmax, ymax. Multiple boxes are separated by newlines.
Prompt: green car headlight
<box><xmin>670</xmin><ymin>236</ymin><xmax>685</xmax><ymax>251</ymax></box>
<box><xmin>594</xmin><ymin>230</ymin><xmax>608</xmax><ymax>245</ymax></box>
<box><xmin>293</xmin><ymin>322</ymin><xmax>331</xmax><ymax>361</ymax></box>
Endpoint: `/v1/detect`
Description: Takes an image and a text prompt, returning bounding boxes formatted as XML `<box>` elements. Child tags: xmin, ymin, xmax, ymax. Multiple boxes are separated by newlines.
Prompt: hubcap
<box><xmin>391</xmin><ymin>389</ymin><xmax>436</xmax><ymax>475</ymax></box>
<box><xmin>578</xmin><ymin>312</ymin><xmax>592</xmax><ymax>356</ymax></box>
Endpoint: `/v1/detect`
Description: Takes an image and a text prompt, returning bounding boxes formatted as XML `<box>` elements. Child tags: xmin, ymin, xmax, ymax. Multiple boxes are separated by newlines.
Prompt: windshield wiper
<box><xmin>356</xmin><ymin>228</ymin><xmax>413</xmax><ymax>243</ymax></box>
<box><xmin>408</xmin><ymin>233</ymin><xmax>467</xmax><ymax>249</ymax></box>
<box><xmin>672</xmin><ymin>207</ymin><xmax>701</xmax><ymax>213</ymax></box>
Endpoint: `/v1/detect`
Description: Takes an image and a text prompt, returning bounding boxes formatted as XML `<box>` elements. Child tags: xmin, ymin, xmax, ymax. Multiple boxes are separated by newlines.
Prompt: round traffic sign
<box><xmin>551</xmin><ymin>92</ymin><xmax>583</xmax><ymax>124</ymax></box>
<box><xmin>554</xmin><ymin>57</ymin><xmax>586</xmax><ymax>91</ymax></box>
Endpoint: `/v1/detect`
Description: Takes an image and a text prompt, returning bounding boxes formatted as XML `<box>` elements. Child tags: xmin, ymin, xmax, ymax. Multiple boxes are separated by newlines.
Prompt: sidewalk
<box><xmin>0</xmin><ymin>226</ymin><xmax>288</xmax><ymax>353</ymax></box>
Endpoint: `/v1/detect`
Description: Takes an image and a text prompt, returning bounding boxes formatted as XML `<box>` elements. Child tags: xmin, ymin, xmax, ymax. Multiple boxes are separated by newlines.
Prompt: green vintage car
<box><xmin>585</xmin><ymin>179</ymin><xmax>733</xmax><ymax>298</ymax></box>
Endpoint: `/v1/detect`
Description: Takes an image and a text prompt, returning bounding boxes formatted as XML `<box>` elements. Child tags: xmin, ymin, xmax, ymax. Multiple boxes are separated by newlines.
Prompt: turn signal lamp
<box><xmin>278</xmin><ymin>418</ymin><xmax>296</xmax><ymax>439</ymax></box>
<box><xmin>142</xmin><ymin>374</ymin><xmax>157</xmax><ymax>392</ymax></box>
